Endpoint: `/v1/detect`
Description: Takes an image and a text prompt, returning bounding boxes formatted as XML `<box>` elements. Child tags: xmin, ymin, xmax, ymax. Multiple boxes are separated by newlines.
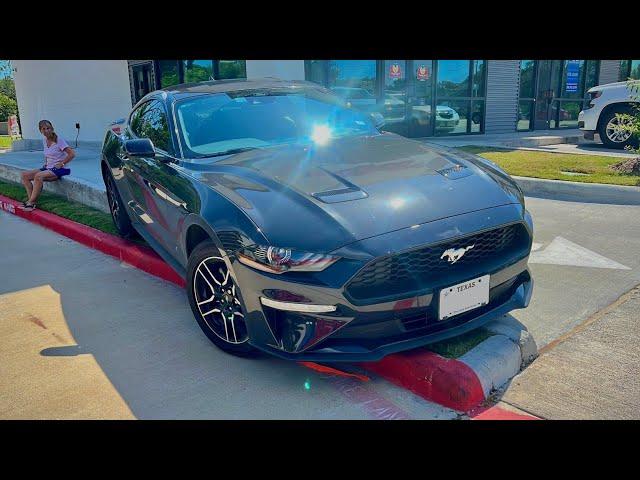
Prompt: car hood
<box><xmin>191</xmin><ymin>133</ymin><xmax>523</xmax><ymax>252</ymax></box>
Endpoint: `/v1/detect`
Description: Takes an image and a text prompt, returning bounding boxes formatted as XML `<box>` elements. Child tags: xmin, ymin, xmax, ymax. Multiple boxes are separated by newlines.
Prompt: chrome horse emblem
<box><xmin>440</xmin><ymin>244</ymin><xmax>475</xmax><ymax>264</ymax></box>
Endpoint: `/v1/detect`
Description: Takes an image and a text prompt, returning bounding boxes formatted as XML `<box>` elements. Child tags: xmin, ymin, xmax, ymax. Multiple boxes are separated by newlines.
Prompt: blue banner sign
<box><xmin>566</xmin><ymin>60</ymin><xmax>581</xmax><ymax>93</ymax></box>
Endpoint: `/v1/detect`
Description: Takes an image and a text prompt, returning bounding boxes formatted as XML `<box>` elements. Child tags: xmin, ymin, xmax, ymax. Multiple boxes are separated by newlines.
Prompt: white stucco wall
<box><xmin>12</xmin><ymin>60</ymin><xmax>132</xmax><ymax>143</ymax></box>
<box><xmin>245</xmin><ymin>60</ymin><xmax>305</xmax><ymax>81</ymax></box>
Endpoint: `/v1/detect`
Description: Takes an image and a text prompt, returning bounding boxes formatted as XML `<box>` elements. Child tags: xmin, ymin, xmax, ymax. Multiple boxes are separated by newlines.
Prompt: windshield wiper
<box><xmin>197</xmin><ymin>147</ymin><xmax>259</xmax><ymax>158</ymax></box>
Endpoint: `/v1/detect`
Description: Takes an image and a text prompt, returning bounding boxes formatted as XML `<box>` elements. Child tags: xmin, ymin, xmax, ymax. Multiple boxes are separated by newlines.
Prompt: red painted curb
<box><xmin>359</xmin><ymin>349</ymin><xmax>486</xmax><ymax>412</ymax></box>
<box><xmin>0</xmin><ymin>194</ymin><xmax>185</xmax><ymax>287</ymax></box>
<box><xmin>470</xmin><ymin>405</ymin><xmax>540</xmax><ymax>420</ymax></box>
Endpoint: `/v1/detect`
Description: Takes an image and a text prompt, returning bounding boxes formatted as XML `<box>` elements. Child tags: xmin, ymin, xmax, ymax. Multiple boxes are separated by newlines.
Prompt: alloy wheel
<box><xmin>193</xmin><ymin>256</ymin><xmax>248</xmax><ymax>344</ymax></box>
<box><xmin>605</xmin><ymin>116</ymin><xmax>633</xmax><ymax>143</ymax></box>
<box><xmin>106</xmin><ymin>175</ymin><xmax>120</xmax><ymax>224</ymax></box>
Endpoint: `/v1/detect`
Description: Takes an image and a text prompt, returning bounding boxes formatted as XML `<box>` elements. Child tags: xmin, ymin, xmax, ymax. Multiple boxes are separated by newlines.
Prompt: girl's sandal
<box><xmin>21</xmin><ymin>203</ymin><xmax>36</xmax><ymax>212</ymax></box>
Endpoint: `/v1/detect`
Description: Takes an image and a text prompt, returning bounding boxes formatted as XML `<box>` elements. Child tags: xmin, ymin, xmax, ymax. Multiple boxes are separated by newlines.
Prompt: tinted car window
<box><xmin>130</xmin><ymin>100</ymin><xmax>172</xmax><ymax>153</ymax></box>
<box><xmin>175</xmin><ymin>87</ymin><xmax>378</xmax><ymax>158</ymax></box>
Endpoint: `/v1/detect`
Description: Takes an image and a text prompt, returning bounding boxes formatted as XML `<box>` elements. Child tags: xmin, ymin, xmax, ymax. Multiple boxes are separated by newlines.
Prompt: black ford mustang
<box><xmin>101</xmin><ymin>78</ymin><xmax>533</xmax><ymax>362</ymax></box>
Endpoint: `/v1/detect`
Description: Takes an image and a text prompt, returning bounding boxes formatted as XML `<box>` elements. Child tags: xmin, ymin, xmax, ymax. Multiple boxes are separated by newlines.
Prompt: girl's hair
<box><xmin>38</xmin><ymin>119</ymin><xmax>58</xmax><ymax>143</ymax></box>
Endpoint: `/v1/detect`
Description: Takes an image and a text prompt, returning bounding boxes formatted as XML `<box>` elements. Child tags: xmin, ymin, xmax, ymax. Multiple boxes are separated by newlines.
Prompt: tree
<box><xmin>617</xmin><ymin>80</ymin><xmax>640</xmax><ymax>154</ymax></box>
<box><xmin>0</xmin><ymin>93</ymin><xmax>17</xmax><ymax>121</ymax></box>
<box><xmin>0</xmin><ymin>78</ymin><xmax>16</xmax><ymax>100</ymax></box>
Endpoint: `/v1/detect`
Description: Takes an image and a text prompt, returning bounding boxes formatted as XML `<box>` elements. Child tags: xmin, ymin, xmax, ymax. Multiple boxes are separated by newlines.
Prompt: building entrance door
<box><xmin>131</xmin><ymin>63</ymin><xmax>154</xmax><ymax>104</ymax></box>
<box><xmin>380</xmin><ymin>60</ymin><xmax>435</xmax><ymax>137</ymax></box>
<box><xmin>533</xmin><ymin>60</ymin><xmax>561</xmax><ymax>130</ymax></box>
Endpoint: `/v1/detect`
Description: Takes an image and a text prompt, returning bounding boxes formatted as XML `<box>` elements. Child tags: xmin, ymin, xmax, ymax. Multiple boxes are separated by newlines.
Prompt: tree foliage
<box><xmin>617</xmin><ymin>80</ymin><xmax>640</xmax><ymax>154</ymax></box>
<box><xmin>0</xmin><ymin>93</ymin><xmax>17</xmax><ymax>121</ymax></box>
<box><xmin>0</xmin><ymin>78</ymin><xmax>16</xmax><ymax>100</ymax></box>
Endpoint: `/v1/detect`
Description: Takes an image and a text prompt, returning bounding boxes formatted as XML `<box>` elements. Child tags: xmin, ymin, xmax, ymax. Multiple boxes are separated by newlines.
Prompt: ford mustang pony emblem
<box><xmin>441</xmin><ymin>245</ymin><xmax>475</xmax><ymax>264</ymax></box>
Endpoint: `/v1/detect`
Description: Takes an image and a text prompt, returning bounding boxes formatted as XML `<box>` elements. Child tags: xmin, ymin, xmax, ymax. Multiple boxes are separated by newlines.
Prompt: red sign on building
<box><xmin>389</xmin><ymin>63</ymin><xmax>402</xmax><ymax>79</ymax></box>
<box><xmin>416</xmin><ymin>65</ymin><xmax>430</xmax><ymax>81</ymax></box>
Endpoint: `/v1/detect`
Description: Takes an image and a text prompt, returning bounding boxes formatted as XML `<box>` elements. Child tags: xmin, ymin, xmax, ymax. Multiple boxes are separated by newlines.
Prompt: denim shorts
<box><xmin>40</xmin><ymin>166</ymin><xmax>71</xmax><ymax>178</ymax></box>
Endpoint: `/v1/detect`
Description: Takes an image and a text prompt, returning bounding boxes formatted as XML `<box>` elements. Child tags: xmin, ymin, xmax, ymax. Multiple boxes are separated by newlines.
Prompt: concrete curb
<box><xmin>0</xmin><ymin>162</ymin><xmax>109</xmax><ymax>213</ymax></box>
<box><xmin>0</xmin><ymin>194</ymin><xmax>184</xmax><ymax>287</ymax></box>
<box><xmin>359</xmin><ymin>316</ymin><xmax>538</xmax><ymax>413</ymax></box>
<box><xmin>514</xmin><ymin>175</ymin><xmax>640</xmax><ymax>205</ymax></box>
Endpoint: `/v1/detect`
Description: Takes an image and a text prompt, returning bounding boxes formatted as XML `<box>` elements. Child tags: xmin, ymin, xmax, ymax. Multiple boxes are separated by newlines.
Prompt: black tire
<box><xmin>186</xmin><ymin>240</ymin><xmax>257</xmax><ymax>356</ymax></box>
<box><xmin>598</xmin><ymin>106</ymin><xmax>639</xmax><ymax>149</ymax></box>
<box><xmin>104</xmin><ymin>168</ymin><xmax>136</xmax><ymax>238</ymax></box>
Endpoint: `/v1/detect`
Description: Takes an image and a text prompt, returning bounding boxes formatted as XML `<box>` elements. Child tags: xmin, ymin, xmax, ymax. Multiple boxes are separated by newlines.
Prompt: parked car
<box><xmin>579</xmin><ymin>80</ymin><xmax>640</xmax><ymax>149</ymax></box>
<box><xmin>101</xmin><ymin>78</ymin><xmax>533</xmax><ymax>362</ymax></box>
<box><xmin>330</xmin><ymin>87</ymin><xmax>461</xmax><ymax>133</ymax></box>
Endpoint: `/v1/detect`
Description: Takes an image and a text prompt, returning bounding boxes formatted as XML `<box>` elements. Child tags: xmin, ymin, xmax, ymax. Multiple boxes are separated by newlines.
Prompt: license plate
<box><xmin>438</xmin><ymin>275</ymin><xmax>490</xmax><ymax>320</ymax></box>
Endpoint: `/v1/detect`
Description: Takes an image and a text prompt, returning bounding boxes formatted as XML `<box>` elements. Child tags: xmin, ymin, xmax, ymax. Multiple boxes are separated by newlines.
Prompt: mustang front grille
<box><xmin>345</xmin><ymin>223</ymin><xmax>530</xmax><ymax>302</ymax></box>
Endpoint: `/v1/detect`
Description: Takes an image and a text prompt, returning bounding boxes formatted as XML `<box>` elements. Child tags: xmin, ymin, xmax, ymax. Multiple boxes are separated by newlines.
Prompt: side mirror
<box><xmin>370</xmin><ymin>112</ymin><xmax>386</xmax><ymax>130</ymax></box>
<box><xmin>124</xmin><ymin>138</ymin><xmax>155</xmax><ymax>157</ymax></box>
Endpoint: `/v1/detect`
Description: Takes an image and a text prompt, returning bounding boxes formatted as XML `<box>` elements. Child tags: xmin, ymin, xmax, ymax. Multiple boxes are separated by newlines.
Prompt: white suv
<box><xmin>579</xmin><ymin>80</ymin><xmax>639</xmax><ymax>149</ymax></box>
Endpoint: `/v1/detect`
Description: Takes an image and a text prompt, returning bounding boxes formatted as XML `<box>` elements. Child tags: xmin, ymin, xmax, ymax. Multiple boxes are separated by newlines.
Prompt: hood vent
<box><xmin>436</xmin><ymin>164</ymin><xmax>473</xmax><ymax>180</ymax></box>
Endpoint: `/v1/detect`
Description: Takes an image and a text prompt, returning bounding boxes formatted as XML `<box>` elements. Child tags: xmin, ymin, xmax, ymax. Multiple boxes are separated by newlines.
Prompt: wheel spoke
<box><xmin>197</xmin><ymin>296</ymin><xmax>216</xmax><ymax>306</ymax></box>
<box><xmin>230</xmin><ymin>314</ymin><xmax>238</xmax><ymax>343</ymax></box>
<box><xmin>203</xmin><ymin>262</ymin><xmax>222</xmax><ymax>286</ymax></box>
<box><xmin>201</xmin><ymin>307</ymin><xmax>221</xmax><ymax>317</ymax></box>
<box><xmin>196</xmin><ymin>266</ymin><xmax>216</xmax><ymax>293</ymax></box>
<box><xmin>221</xmin><ymin>313</ymin><xmax>230</xmax><ymax>341</ymax></box>
<box><xmin>219</xmin><ymin>267</ymin><xmax>230</xmax><ymax>286</ymax></box>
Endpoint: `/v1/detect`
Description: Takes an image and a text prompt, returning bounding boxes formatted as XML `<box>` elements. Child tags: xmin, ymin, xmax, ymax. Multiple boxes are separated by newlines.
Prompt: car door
<box><xmin>123</xmin><ymin>99</ymin><xmax>181</xmax><ymax>252</ymax></box>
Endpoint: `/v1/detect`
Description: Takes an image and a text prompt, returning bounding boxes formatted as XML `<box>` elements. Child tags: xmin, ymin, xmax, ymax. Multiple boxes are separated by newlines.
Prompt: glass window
<box><xmin>472</xmin><ymin>60</ymin><xmax>485</xmax><ymax>97</ymax></box>
<box><xmin>437</xmin><ymin>60</ymin><xmax>470</xmax><ymax>98</ymax></box>
<box><xmin>327</xmin><ymin>60</ymin><xmax>377</xmax><ymax>93</ymax></box>
<box><xmin>216</xmin><ymin>60</ymin><xmax>246</xmax><ymax>80</ymax></box>
<box><xmin>435</xmin><ymin>100</ymin><xmax>468</xmax><ymax>135</ymax></box>
<box><xmin>631</xmin><ymin>60</ymin><xmax>640</xmax><ymax>80</ymax></box>
<box><xmin>585</xmin><ymin>60</ymin><xmax>599</xmax><ymax>92</ymax></box>
<box><xmin>158</xmin><ymin>60</ymin><xmax>180</xmax><ymax>88</ymax></box>
<box><xmin>519</xmin><ymin>60</ymin><xmax>536</xmax><ymax>98</ymax></box>
<box><xmin>183</xmin><ymin>60</ymin><xmax>213</xmax><ymax>83</ymax></box>
<box><xmin>305</xmin><ymin>60</ymin><xmax>326</xmax><ymax>85</ymax></box>
<box><xmin>557</xmin><ymin>101</ymin><xmax>581</xmax><ymax>128</ymax></box>
<box><xmin>517</xmin><ymin>101</ymin><xmax>533</xmax><ymax>131</ymax></box>
<box><xmin>131</xmin><ymin>100</ymin><xmax>172</xmax><ymax>153</ymax></box>
<box><xmin>470</xmin><ymin>101</ymin><xmax>484</xmax><ymax>133</ymax></box>
<box><xmin>174</xmin><ymin>87</ymin><xmax>377</xmax><ymax>158</ymax></box>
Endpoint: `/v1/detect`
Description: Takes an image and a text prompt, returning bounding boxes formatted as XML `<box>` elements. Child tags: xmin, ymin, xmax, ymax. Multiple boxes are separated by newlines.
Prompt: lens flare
<box><xmin>311</xmin><ymin>124</ymin><xmax>331</xmax><ymax>145</ymax></box>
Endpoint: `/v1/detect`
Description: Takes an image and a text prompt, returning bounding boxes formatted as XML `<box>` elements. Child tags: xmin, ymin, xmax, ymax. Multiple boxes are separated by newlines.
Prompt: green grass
<box><xmin>0</xmin><ymin>178</ymin><xmax>120</xmax><ymax>235</ymax></box>
<box><xmin>426</xmin><ymin>328</ymin><xmax>493</xmax><ymax>359</ymax></box>
<box><xmin>457</xmin><ymin>146</ymin><xmax>640</xmax><ymax>187</ymax></box>
<box><xmin>0</xmin><ymin>136</ymin><xmax>12</xmax><ymax>149</ymax></box>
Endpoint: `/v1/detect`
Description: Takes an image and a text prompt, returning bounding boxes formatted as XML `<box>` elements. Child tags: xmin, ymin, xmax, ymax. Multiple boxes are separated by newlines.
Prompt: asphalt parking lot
<box><xmin>1</xmin><ymin>194</ymin><xmax>639</xmax><ymax>419</ymax></box>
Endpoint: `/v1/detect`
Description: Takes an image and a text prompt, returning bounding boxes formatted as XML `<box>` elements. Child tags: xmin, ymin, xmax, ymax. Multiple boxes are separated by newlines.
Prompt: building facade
<box><xmin>11</xmin><ymin>59</ymin><xmax>639</xmax><ymax>146</ymax></box>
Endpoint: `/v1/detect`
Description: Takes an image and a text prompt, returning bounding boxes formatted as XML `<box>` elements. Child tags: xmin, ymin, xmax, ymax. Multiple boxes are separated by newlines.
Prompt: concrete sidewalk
<box><xmin>0</xmin><ymin>145</ymin><xmax>104</xmax><ymax>188</ymax></box>
<box><xmin>499</xmin><ymin>285</ymin><xmax>640</xmax><ymax>419</ymax></box>
<box><xmin>423</xmin><ymin>128</ymin><xmax>637</xmax><ymax>158</ymax></box>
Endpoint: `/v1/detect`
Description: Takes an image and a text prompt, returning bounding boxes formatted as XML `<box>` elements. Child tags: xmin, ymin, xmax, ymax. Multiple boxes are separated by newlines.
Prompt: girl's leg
<box><xmin>28</xmin><ymin>170</ymin><xmax>58</xmax><ymax>204</ymax></box>
<box><xmin>20</xmin><ymin>169</ymin><xmax>41</xmax><ymax>200</ymax></box>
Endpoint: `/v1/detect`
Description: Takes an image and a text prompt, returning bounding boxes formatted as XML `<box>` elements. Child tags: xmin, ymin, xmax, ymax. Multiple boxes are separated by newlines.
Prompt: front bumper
<box><xmin>229</xmin><ymin>204</ymin><xmax>534</xmax><ymax>362</ymax></box>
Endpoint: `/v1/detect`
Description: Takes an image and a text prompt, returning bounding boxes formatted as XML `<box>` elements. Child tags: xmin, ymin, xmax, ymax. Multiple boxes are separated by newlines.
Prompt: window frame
<box><xmin>127</xmin><ymin>98</ymin><xmax>177</xmax><ymax>156</ymax></box>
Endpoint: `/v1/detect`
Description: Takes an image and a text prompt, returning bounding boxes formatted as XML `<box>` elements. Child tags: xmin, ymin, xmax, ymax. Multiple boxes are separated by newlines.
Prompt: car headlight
<box><xmin>237</xmin><ymin>245</ymin><xmax>340</xmax><ymax>274</ymax></box>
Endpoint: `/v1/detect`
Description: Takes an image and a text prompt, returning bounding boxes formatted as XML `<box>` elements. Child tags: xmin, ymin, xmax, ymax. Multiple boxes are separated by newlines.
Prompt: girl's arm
<box><xmin>54</xmin><ymin>147</ymin><xmax>75</xmax><ymax>168</ymax></box>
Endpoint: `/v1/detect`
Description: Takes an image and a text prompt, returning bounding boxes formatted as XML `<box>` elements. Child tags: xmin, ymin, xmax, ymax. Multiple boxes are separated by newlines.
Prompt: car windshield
<box><xmin>174</xmin><ymin>87</ymin><xmax>378</xmax><ymax>158</ymax></box>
